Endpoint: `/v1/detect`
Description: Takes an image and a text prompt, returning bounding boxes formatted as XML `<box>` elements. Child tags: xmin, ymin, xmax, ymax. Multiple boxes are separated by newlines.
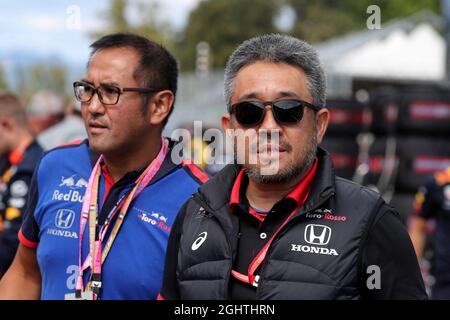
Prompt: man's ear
<box><xmin>315</xmin><ymin>108</ymin><xmax>329</xmax><ymax>145</ymax></box>
<box><xmin>221</xmin><ymin>113</ymin><xmax>231</xmax><ymax>132</ymax></box>
<box><xmin>149</xmin><ymin>90</ymin><xmax>175</xmax><ymax>126</ymax></box>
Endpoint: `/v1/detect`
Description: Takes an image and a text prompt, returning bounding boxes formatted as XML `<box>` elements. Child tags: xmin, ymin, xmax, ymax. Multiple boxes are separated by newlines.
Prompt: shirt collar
<box><xmin>196</xmin><ymin>147</ymin><xmax>335</xmax><ymax>216</ymax></box>
<box><xmin>88</xmin><ymin>138</ymin><xmax>180</xmax><ymax>188</ymax></box>
<box><xmin>229</xmin><ymin>157</ymin><xmax>318</xmax><ymax>210</ymax></box>
<box><xmin>284</xmin><ymin>157</ymin><xmax>318</xmax><ymax>205</ymax></box>
<box><xmin>229</xmin><ymin>169</ymin><xmax>246</xmax><ymax>207</ymax></box>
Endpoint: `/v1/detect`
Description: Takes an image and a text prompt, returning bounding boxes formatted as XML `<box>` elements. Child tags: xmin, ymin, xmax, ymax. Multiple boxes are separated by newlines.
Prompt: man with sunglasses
<box><xmin>159</xmin><ymin>34</ymin><xmax>426</xmax><ymax>300</ymax></box>
<box><xmin>0</xmin><ymin>33</ymin><xmax>208</xmax><ymax>300</ymax></box>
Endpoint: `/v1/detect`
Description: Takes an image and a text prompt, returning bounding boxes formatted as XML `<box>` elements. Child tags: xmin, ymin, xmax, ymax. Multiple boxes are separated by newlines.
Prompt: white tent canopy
<box><xmin>329</xmin><ymin>24</ymin><xmax>445</xmax><ymax>80</ymax></box>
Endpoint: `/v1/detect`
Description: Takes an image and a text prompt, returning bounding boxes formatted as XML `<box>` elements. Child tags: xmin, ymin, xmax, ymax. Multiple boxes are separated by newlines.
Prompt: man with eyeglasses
<box><xmin>159</xmin><ymin>34</ymin><xmax>427</xmax><ymax>300</ymax></box>
<box><xmin>0</xmin><ymin>33</ymin><xmax>208</xmax><ymax>300</ymax></box>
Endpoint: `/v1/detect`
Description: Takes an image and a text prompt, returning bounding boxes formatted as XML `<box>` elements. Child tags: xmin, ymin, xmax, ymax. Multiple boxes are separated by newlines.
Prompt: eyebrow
<box><xmin>238</xmin><ymin>91</ymin><xmax>300</xmax><ymax>101</ymax></box>
<box><xmin>81</xmin><ymin>79</ymin><xmax>94</xmax><ymax>85</ymax></box>
<box><xmin>100</xmin><ymin>81</ymin><xmax>120</xmax><ymax>87</ymax></box>
<box><xmin>80</xmin><ymin>79</ymin><xmax>120</xmax><ymax>87</ymax></box>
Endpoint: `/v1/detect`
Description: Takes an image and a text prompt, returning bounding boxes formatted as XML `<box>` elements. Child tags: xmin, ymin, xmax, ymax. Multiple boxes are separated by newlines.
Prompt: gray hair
<box><xmin>224</xmin><ymin>34</ymin><xmax>326</xmax><ymax>109</ymax></box>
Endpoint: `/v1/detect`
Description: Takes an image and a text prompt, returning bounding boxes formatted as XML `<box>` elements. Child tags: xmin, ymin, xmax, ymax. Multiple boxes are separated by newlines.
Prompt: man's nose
<box><xmin>259</xmin><ymin>106</ymin><xmax>280</xmax><ymax>131</ymax></box>
<box><xmin>86</xmin><ymin>92</ymin><xmax>106</xmax><ymax>115</ymax></box>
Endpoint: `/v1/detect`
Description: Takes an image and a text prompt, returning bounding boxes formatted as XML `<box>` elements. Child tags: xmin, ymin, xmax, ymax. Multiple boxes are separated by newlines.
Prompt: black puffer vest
<box><xmin>176</xmin><ymin>148</ymin><xmax>385</xmax><ymax>299</ymax></box>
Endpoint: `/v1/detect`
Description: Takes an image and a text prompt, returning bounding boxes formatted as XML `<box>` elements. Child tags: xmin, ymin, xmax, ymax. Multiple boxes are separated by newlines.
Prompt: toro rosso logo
<box><xmin>135</xmin><ymin>207</ymin><xmax>171</xmax><ymax>232</ymax></box>
<box><xmin>305</xmin><ymin>208</ymin><xmax>347</xmax><ymax>222</ymax></box>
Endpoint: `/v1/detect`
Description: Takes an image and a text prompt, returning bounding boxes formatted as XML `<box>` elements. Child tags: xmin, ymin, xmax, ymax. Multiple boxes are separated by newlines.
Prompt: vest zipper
<box><xmin>191</xmin><ymin>193</ymin><xmax>235</xmax><ymax>299</ymax></box>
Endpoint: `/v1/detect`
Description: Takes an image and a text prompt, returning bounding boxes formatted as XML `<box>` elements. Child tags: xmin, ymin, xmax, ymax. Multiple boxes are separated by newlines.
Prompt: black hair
<box><xmin>89</xmin><ymin>32</ymin><xmax>178</xmax><ymax>125</ymax></box>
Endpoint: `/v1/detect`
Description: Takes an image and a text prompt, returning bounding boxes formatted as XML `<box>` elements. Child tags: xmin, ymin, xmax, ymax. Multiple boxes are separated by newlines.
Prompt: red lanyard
<box><xmin>231</xmin><ymin>202</ymin><xmax>303</xmax><ymax>287</ymax></box>
<box><xmin>75</xmin><ymin>137</ymin><xmax>169</xmax><ymax>299</ymax></box>
<box><xmin>231</xmin><ymin>160</ymin><xmax>317</xmax><ymax>288</ymax></box>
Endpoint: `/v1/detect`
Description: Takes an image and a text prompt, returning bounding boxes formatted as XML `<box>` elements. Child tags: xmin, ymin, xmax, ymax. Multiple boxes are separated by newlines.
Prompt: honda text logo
<box><xmin>291</xmin><ymin>224</ymin><xmax>337</xmax><ymax>256</ymax></box>
<box><xmin>304</xmin><ymin>224</ymin><xmax>331</xmax><ymax>246</ymax></box>
<box><xmin>55</xmin><ymin>209</ymin><xmax>75</xmax><ymax>229</ymax></box>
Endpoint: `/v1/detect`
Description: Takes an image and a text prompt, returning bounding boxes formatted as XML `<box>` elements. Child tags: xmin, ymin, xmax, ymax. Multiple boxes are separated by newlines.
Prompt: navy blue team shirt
<box><xmin>20</xmin><ymin>139</ymin><xmax>208</xmax><ymax>300</ymax></box>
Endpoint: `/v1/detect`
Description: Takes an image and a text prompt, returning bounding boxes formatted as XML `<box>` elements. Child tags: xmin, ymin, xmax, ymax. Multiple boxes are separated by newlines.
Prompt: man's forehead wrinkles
<box><xmin>86</xmin><ymin>64</ymin><xmax>134</xmax><ymax>87</ymax></box>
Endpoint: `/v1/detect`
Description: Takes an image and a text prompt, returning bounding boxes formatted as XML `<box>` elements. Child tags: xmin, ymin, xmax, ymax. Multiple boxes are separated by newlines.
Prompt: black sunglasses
<box><xmin>229</xmin><ymin>99</ymin><xmax>321</xmax><ymax>126</ymax></box>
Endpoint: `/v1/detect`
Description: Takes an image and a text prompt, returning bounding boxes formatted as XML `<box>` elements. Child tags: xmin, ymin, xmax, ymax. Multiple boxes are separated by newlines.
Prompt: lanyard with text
<box><xmin>231</xmin><ymin>159</ymin><xmax>317</xmax><ymax>288</ymax></box>
<box><xmin>75</xmin><ymin>137</ymin><xmax>169</xmax><ymax>299</ymax></box>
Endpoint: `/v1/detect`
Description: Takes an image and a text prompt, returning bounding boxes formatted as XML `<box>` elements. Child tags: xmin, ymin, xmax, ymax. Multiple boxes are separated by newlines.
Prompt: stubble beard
<box><xmin>244</xmin><ymin>131</ymin><xmax>318</xmax><ymax>185</ymax></box>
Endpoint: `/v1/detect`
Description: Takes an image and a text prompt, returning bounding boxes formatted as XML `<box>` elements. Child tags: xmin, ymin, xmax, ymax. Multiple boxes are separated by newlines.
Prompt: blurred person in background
<box><xmin>0</xmin><ymin>92</ymin><xmax>43</xmax><ymax>277</ymax></box>
<box><xmin>26</xmin><ymin>90</ymin><xmax>65</xmax><ymax>138</ymax></box>
<box><xmin>36</xmin><ymin>100</ymin><xmax>86</xmax><ymax>150</ymax></box>
<box><xmin>178</xmin><ymin>122</ymin><xmax>213</xmax><ymax>173</ymax></box>
<box><xmin>409</xmin><ymin>166</ymin><xmax>450</xmax><ymax>299</ymax></box>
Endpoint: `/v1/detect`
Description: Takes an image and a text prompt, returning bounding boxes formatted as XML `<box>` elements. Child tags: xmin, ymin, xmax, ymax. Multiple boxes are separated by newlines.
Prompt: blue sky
<box><xmin>2</xmin><ymin>0</ymin><xmax>107</xmax><ymax>64</ymax></box>
<box><xmin>0</xmin><ymin>0</ymin><xmax>199</xmax><ymax>70</ymax></box>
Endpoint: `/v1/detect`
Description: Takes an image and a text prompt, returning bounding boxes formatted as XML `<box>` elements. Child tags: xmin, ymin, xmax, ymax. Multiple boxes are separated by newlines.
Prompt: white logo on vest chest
<box><xmin>291</xmin><ymin>224</ymin><xmax>339</xmax><ymax>256</ymax></box>
<box><xmin>191</xmin><ymin>232</ymin><xmax>208</xmax><ymax>251</ymax></box>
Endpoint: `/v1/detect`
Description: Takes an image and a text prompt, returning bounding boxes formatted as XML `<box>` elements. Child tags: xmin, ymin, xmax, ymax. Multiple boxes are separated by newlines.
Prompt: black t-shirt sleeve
<box><xmin>18</xmin><ymin>166</ymin><xmax>40</xmax><ymax>246</ymax></box>
<box><xmin>360</xmin><ymin>207</ymin><xmax>428</xmax><ymax>299</ymax></box>
<box><xmin>159</xmin><ymin>200</ymin><xmax>189</xmax><ymax>300</ymax></box>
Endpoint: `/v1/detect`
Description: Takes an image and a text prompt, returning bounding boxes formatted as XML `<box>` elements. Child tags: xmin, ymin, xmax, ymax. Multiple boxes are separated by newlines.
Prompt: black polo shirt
<box><xmin>97</xmin><ymin>163</ymin><xmax>143</xmax><ymax>226</ymax></box>
<box><xmin>228</xmin><ymin>160</ymin><xmax>318</xmax><ymax>300</ymax></box>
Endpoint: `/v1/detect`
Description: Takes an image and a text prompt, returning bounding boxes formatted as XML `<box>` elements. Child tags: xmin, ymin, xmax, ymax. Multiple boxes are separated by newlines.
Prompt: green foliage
<box><xmin>16</xmin><ymin>64</ymin><xmax>67</xmax><ymax>102</ymax></box>
<box><xmin>373</xmin><ymin>0</ymin><xmax>440</xmax><ymax>21</ymax></box>
<box><xmin>93</xmin><ymin>0</ymin><xmax>441</xmax><ymax>71</ymax></box>
<box><xmin>91</xmin><ymin>0</ymin><xmax>174</xmax><ymax>49</ymax></box>
<box><xmin>94</xmin><ymin>0</ymin><xmax>129</xmax><ymax>35</ymax></box>
<box><xmin>176</xmin><ymin>0</ymin><xmax>440</xmax><ymax>70</ymax></box>
<box><xmin>0</xmin><ymin>65</ymin><xmax>8</xmax><ymax>90</ymax></box>
<box><xmin>287</xmin><ymin>0</ymin><xmax>440</xmax><ymax>43</ymax></box>
<box><xmin>176</xmin><ymin>0</ymin><xmax>281</xmax><ymax>70</ymax></box>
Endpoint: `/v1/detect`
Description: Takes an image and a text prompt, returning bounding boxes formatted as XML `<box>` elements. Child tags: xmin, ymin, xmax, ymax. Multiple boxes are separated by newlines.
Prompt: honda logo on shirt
<box><xmin>304</xmin><ymin>224</ymin><xmax>331</xmax><ymax>246</ymax></box>
<box><xmin>55</xmin><ymin>209</ymin><xmax>75</xmax><ymax>229</ymax></box>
